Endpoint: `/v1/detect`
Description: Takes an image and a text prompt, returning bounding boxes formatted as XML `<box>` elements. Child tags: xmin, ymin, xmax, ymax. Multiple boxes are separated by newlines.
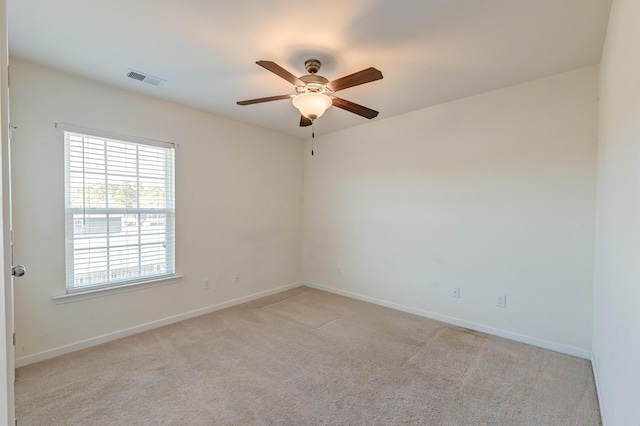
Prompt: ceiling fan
<box><xmin>237</xmin><ymin>59</ymin><xmax>383</xmax><ymax>127</ymax></box>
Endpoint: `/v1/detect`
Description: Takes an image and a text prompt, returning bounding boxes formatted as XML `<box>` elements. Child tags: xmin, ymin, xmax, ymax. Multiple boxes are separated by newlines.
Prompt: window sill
<box><xmin>52</xmin><ymin>275</ymin><xmax>184</xmax><ymax>305</ymax></box>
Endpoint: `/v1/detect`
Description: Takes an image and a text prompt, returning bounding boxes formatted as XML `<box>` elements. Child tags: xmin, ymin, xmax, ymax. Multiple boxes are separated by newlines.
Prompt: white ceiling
<box><xmin>8</xmin><ymin>0</ymin><xmax>612</xmax><ymax>139</ymax></box>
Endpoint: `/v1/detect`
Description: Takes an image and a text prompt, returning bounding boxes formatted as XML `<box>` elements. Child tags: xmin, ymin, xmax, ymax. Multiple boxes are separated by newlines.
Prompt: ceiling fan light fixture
<box><xmin>237</xmin><ymin>59</ymin><xmax>383</xmax><ymax>127</ymax></box>
<box><xmin>292</xmin><ymin>92</ymin><xmax>332</xmax><ymax>120</ymax></box>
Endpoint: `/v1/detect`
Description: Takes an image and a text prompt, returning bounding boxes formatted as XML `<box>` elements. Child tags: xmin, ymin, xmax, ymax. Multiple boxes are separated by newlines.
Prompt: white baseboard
<box><xmin>16</xmin><ymin>282</ymin><xmax>304</xmax><ymax>368</ymax></box>
<box><xmin>18</xmin><ymin>281</ymin><xmax>593</xmax><ymax>367</ymax></box>
<box><xmin>591</xmin><ymin>353</ymin><xmax>607</xmax><ymax>426</ymax></box>
<box><xmin>304</xmin><ymin>281</ymin><xmax>592</xmax><ymax>360</ymax></box>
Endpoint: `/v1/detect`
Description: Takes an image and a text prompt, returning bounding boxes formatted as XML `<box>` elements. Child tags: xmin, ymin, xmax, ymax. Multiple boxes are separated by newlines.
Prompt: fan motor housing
<box><xmin>297</xmin><ymin>74</ymin><xmax>330</xmax><ymax>94</ymax></box>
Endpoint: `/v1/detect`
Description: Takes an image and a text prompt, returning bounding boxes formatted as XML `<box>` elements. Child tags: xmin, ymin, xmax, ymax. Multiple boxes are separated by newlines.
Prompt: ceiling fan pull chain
<box><xmin>311</xmin><ymin>122</ymin><xmax>315</xmax><ymax>156</ymax></box>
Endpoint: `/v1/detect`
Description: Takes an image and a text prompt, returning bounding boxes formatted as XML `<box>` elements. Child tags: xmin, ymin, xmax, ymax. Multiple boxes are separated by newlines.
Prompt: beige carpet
<box><xmin>15</xmin><ymin>287</ymin><xmax>601</xmax><ymax>425</ymax></box>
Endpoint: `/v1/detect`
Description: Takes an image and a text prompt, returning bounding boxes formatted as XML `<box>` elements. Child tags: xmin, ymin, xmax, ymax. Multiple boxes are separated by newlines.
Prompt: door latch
<box><xmin>12</xmin><ymin>264</ymin><xmax>26</xmax><ymax>277</ymax></box>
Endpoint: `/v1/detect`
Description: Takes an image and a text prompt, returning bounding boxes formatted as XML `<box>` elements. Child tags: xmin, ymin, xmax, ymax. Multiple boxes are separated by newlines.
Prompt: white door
<box><xmin>0</xmin><ymin>0</ymin><xmax>15</xmax><ymax>424</ymax></box>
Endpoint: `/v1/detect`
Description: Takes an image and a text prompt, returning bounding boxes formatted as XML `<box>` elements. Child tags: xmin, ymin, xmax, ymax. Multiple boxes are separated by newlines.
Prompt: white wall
<box><xmin>304</xmin><ymin>66</ymin><xmax>598</xmax><ymax>356</ymax></box>
<box><xmin>593</xmin><ymin>0</ymin><xmax>640</xmax><ymax>423</ymax></box>
<box><xmin>9</xmin><ymin>58</ymin><xmax>303</xmax><ymax>364</ymax></box>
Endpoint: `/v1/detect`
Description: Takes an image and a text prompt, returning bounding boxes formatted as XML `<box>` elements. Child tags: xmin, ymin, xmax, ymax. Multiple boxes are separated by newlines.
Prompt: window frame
<box><xmin>59</xmin><ymin>123</ymin><xmax>177</xmax><ymax>295</ymax></box>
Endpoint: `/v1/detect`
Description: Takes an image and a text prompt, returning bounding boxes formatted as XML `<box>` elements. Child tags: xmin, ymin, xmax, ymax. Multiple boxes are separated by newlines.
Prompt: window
<box><xmin>63</xmin><ymin>125</ymin><xmax>175</xmax><ymax>293</ymax></box>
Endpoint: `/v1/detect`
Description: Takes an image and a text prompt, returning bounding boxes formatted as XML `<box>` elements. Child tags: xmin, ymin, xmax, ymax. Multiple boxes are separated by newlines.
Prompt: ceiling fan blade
<box><xmin>299</xmin><ymin>115</ymin><xmax>313</xmax><ymax>127</ymax></box>
<box><xmin>256</xmin><ymin>60</ymin><xmax>305</xmax><ymax>86</ymax></box>
<box><xmin>332</xmin><ymin>97</ymin><xmax>379</xmax><ymax>119</ymax></box>
<box><xmin>327</xmin><ymin>67</ymin><xmax>383</xmax><ymax>92</ymax></box>
<box><xmin>236</xmin><ymin>94</ymin><xmax>292</xmax><ymax>106</ymax></box>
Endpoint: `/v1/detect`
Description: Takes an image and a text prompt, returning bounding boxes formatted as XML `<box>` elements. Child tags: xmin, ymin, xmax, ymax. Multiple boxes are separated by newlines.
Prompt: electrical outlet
<box><xmin>234</xmin><ymin>273</ymin><xmax>240</xmax><ymax>283</ymax></box>
<box><xmin>451</xmin><ymin>287</ymin><xmax>460</xmax><ymax>298</ymax></box>
<box><xmin>495</xmin><ymin>293</ymin><xmax>506</xmax><ymax>308</ymax></box>
<box><xmin>337</xmin><ymin>266</ymin><xmax>342</xmax><ymax>276</ymax></box>
<box><xmin>203</xmin><ymin>279</ymin><xmax>210</xmax><ymax>290</ymax></box>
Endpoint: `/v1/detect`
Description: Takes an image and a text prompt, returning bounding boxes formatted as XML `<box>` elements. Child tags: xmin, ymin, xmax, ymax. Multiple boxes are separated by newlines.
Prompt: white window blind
<box><xmin>63</xmin><ymin>126</ymin><xmax>175</xmax><ymax>292</ymax></box>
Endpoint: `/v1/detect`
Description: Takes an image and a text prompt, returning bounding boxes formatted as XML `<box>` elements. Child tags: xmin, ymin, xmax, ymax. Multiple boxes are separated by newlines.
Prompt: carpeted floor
<box><xmin>15</xmin><ymin>286</ymin><xmax>601</xmax><ymax>425</ymax></box>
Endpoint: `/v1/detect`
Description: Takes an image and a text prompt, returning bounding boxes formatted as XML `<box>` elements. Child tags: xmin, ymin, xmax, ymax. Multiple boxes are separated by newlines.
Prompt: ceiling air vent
<box><xmin>126</xmin><ymin>69</ymin><xmax>166</xmax><ymax>87</ymax></box>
